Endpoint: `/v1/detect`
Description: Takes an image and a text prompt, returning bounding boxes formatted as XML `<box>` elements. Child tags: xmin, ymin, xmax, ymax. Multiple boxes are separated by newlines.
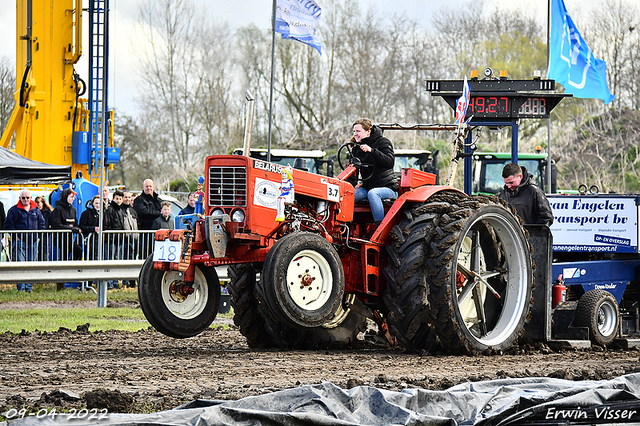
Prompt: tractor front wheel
<box><xmin>228</xmin><ymin>261</ymin><xmax>365</xmax><ymax>350</ymax></box>
<box><xmin>260</xmin><ymin>232</ymin><xmax>344</xmax><ymax>329</ymax></box>
<box><xmin>138</xmin><ymin>256</ymin><xmax>220</xmax><ymax>338</ymax></box>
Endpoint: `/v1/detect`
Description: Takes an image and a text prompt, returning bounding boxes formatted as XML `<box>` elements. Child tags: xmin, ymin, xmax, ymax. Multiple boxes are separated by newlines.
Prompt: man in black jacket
<box><xmin>498</xmin><ymin>163</ymin><xmax>554</xmax><ymax>226</ymax></box>
<box><xmin>133</xmin><ymin>179</ymin><xmax>162</xmax><ymax>258</ymax></box>
<box><xmin>348</xmin><ymin>118</ymin><xmax>398</xmax><ymax>224</ymax></box>
<box><xmin>0</xmin><ymin>200</ymin><xmax>5</xmax><ymax>229</ymax></box>
<box><xmin>133</xmin><ymin>179</ymin><xmax>161</xmax><ymax>230</ymax></box>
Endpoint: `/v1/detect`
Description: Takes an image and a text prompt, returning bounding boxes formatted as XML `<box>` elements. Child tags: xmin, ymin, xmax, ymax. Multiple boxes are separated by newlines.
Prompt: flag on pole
<box><xmin>455</xmin><ymin>76</ymin><xmax>470</xmax><ymax>124</ymax></box>
<box><xmin>275</xmin><ymin>0</ymin><xmax>322</xmax><ymax>55</ymax></box>
<box><xmin>548</xmin><ymin>0</ymin><xmax>614</xmax><ymax>104</ymax></box>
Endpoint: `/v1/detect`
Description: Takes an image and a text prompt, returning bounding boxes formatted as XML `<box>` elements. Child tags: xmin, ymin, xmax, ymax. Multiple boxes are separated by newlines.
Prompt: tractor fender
<box><xmin>371</xmin><ymin>185</ymin><xmax>465</xmax><ymax>242</ymax></box>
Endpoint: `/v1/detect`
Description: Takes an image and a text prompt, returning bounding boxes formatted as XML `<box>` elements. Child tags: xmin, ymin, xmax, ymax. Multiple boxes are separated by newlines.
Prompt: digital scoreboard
<box><xmin>426</xmin><ymin>78</ymin><xmax>571</xmax><ymax>120</ymax></box>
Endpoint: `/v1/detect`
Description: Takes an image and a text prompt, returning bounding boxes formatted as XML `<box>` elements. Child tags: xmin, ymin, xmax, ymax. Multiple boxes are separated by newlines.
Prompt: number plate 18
<box><xmin>153</xmin><ymin>240</ymin><xmax>182</xmax><ymax>262</ymax></box>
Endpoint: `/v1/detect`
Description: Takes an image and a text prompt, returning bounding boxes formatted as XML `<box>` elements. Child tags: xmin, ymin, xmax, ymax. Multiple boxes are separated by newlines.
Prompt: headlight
<box><xmin>231</xmin><ymin>209</ymin><xmax>245</xmax><ymax>223</ymax></box>
<box><xmin>211</xmin><ymin>208</ymin><xmax>224</xmax><ymax>217</ymax></box>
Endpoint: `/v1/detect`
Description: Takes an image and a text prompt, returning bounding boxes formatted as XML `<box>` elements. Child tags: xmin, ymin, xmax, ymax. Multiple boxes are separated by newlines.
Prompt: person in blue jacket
<box><xmin>4</xmin><ymin>189</ymin><xmax>45</xmax><ymax>291</ymax></box>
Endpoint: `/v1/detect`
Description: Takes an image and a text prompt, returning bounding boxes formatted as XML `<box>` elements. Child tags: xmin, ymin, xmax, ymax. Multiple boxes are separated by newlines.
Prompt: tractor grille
<box><xmin>208</xmin><ymin>166</ymin><xmax>247</xmax><ymax>207</ymax></box>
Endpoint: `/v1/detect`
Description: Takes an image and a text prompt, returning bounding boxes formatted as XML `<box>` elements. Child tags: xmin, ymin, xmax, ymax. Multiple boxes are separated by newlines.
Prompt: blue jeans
<box><xmin>15</xmin><ymin>239</ymin><xmax>37</xmax><ymax>292</ymax></box>
<box><xmin>355</xmin><ymin>186</ymin><xmax>398</xmax><ymax>222</ymax></box>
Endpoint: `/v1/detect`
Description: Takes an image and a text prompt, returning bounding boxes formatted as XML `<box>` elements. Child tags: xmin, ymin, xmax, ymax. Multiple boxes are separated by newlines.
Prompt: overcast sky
<box><xmin>0</xmin><ymin>0</ymin><xmax>597</xmax><ymax>116</ymax></box>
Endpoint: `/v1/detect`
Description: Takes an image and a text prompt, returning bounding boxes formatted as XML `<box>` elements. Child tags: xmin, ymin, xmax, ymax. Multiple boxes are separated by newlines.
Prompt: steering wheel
<box><xmin>337</xmin><ymin>142</ymin><xmax>357</xmax><ymax>171</ymax></box>
<box><xmin>337</xmin><ymin>142</ymin><xmax>375</xmax><ymax>180</ymax></box>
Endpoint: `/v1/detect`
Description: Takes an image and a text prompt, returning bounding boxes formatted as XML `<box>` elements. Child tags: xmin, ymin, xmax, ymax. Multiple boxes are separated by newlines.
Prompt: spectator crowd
<box><xmin>0</xmin><ymin>178</ymin><xmax>200</xmax><ymax>291</ymax></box>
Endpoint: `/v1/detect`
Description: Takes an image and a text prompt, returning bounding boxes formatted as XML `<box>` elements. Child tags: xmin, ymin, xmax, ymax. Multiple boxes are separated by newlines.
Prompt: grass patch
<box><xmin>0</xmin><ymin>283</ymin><xmax>146</xmax><ymax>333</ymax></box>
<box><xmin>0</xmin><ymin>284</ymin><xmax>233</xmax><ymax>333</ymax></box>
<box><xmin>0</xmin><ymin>282</ymin><xmax>233</xmax><ymax>334</ymax></box>
<box><xmin>0</xmin><ymin>283</ymin><xmax>139</xmax><ymax>303</ymax></box>
<box><xmin>0</xmin><ymin>307</ymin><xmax>150</xmax><ymax>333</ymax></box>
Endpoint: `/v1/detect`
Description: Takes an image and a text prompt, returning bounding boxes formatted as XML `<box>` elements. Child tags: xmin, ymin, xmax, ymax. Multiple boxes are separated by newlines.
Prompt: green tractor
<box><xmin>472</xmin><ymin>152</ymin><xmax>558</xmax><ymax>195</ymax></box>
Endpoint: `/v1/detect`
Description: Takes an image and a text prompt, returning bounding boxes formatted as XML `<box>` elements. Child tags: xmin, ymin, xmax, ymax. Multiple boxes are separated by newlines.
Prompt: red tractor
<box><xmin>138</xmin><ymin>124</ymin><xmax>534</xmax><ymax>354</ymax></box>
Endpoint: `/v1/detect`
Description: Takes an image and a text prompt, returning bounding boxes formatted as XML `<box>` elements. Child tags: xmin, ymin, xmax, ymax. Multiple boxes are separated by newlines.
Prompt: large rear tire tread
<box><xmin>424</xmin><ymin>191</ymin><xmax>534</xmax><ymax>354</ymax></box>
<box><xmin>383</xmin><ymin>210</ymin><xmax>441</xmax><ymax>353</ymax></box>
<box><xmin>227</xmin><ymin>264</ymin><xmax>275</xmax><ymax>349</ymax></box>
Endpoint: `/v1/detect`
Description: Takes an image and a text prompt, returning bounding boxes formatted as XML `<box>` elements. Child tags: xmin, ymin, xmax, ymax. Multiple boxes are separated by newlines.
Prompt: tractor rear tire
<box><xmin>383</xmin><ymin>209</ymin><xmax>441</xmax><ymax>353</ymax></box>
<box><xmin>425</xmin><ymin>192</ymin><xmax>534</xmax><ymax>354</ymax></box>
<box><xmin>226</xmin><ymin>264</ymin><xmax>276</xmax><ymax>348</ymax></box>
<box><xmin>138</xmin><ymin>256</ymin><xmax>220</xmax><ymax>338</ymax></box>
<box><xmin>574</xmin><ymin>289</ymin><xmax>619</xmax><ymax>346</ymax></box>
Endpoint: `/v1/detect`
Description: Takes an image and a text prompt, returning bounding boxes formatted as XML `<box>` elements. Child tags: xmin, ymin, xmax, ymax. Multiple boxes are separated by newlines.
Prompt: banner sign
<box><xmin>549</xmin><ymin>195</ymin><xmax>640</xmax><ymax>253</ymax></box>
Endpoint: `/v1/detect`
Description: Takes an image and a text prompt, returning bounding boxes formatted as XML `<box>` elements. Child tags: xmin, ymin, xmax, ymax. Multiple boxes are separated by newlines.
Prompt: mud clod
<box><xmin>83</xmin><ymin>389</ymin><xmax>135</xmax><ymax>413</ymax></box>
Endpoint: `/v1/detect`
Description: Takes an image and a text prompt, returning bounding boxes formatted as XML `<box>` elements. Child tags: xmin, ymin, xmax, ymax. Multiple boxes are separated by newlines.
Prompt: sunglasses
<box><xmin>20</xmin><ymin>196</ymin><xmax>31</xmax><ymax>200</ymax></box>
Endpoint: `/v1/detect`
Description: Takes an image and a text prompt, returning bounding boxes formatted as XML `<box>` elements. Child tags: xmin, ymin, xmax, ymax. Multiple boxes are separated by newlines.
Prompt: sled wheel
<box><xmin>226</xmin><ymin>264</ymin><xmax>275</xmax><ymax>348</ymax></box>
<box><xmin>138</xmin><ymin>256</ymin><xmax>220</xmax><ymax>338</ymax></box>
<box><xmin>425</xmin><ymin>191</ymin><xmax>534</xmax><ymax>354</ymax></box>
<box><xmin>261</xmin><ymin>232</ymin><xmax>344</xmax><ymax>329</ymax></box>
<box><xmin>574</xmin><ymin>289</ymin><xmax>619</xmax><ymax>346</ymax></box>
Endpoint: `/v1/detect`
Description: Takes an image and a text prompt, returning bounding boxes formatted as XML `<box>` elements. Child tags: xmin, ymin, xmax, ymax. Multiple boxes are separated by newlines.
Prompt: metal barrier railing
<box><xmin>0</xmin><ymin>230</ymin><xmax>229</xmax><ymax>286</ymax></box>
<box><xmin>0</xmin><ymin>230</ymin><xmax>156</xmax><ymax>284</ymax></box>
<box><xmin>0</xmin><ymin>229</ymin><xmax>157</xmax><ymax>262</ymax></box>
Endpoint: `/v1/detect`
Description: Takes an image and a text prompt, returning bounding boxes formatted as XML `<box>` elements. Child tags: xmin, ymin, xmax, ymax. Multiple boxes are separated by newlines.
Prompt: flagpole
<box><xmin>267</xmin><ymin>0</ymin><xmax>277</xmax><ymax>163</ymax></box>
<box><xmin>546</xmin><ymin>0</ymin><xmax>551</xmax><ymax>72</ymax></box>
<box><xmin>546</xmin><ymin>0</ymin><xmax>552</xmax><ymax>193</ymax></box>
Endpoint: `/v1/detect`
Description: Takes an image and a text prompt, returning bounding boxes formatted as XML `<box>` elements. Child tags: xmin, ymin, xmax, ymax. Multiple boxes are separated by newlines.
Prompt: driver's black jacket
<box><xmin>347</xmin><ymin>126</ymin><xmax>398</xmax><ymax>191</ymax></box>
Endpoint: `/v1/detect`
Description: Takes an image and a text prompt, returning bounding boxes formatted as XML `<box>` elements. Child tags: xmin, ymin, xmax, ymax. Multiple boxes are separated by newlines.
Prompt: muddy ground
<box><xmin>1</xmin><ymin>301</ymin><xmax>640</xmax><ymax>415</ymax></box>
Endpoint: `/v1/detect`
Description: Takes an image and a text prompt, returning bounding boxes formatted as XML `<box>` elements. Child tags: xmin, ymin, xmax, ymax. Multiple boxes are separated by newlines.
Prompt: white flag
<box><xmin>275</xmin><ymin>0</ymin><xmax>322</xmax><ymax>55</ymax></box>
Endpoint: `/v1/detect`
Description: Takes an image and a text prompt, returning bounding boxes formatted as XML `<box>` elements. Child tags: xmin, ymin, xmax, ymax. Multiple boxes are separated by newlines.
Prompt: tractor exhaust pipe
<box><xmin>242</xmin><ymin>90</ymin><xmax>256</xmax><ymax>156</ymax></box>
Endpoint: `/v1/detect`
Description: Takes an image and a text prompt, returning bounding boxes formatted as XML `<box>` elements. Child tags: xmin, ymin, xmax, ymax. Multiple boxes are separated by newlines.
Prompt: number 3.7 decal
<box><xmin>327</xmin><ymin>183</ymin><xmax>339</xmax><ymax>202</ymax></box>
<box><xmin>153</xmin><ymin>240</ymin><xmax>182</xmax><ymax>262</ymax></box>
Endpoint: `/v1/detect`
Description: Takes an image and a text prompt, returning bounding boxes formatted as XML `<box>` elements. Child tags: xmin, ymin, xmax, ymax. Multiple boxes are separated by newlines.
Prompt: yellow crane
<box><xmin>1</xmin><ymin>0</ymin><xmax>117</xmax><ymax>185</ymax></box>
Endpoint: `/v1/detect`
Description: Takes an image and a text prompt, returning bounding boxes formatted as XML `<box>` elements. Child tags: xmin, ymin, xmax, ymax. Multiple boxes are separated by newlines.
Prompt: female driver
<box><xmin>349</xmin><ymin>118</ymin><xmax>398</xmax><ymax>224</ymax></box>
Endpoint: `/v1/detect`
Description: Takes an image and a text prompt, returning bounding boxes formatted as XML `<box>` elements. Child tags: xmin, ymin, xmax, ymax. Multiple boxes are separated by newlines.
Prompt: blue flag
<box><xmin>548</xmin><ymin>0</ymin><xmax>614</xmax><ymax>104</ymax></box>
<box><xmin>275</xmin><ymin>0</ymin><xmax>322</xmax><ymax>55</ymax></box>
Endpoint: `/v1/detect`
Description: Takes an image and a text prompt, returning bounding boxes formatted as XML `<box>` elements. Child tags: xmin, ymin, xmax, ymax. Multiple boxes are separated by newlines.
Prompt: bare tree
<box><xmin>587</xmin><ymin>0</ymin><xmax>639</xmax><ymax>109</ymax></box>
<box><xmin>235</xmin><ymin>24</ymin><xmax>280</xmax><ymax>147</ymax></box>
<box><xmin>0</xmin><ymin>56</ymin><xmax>16</xmax><ymax>137</ymax></box>
<box><xmin>134</xmin><ymin>0</ymin><xmax>207</xmax><ymax>170</ymax></box>
<box><xmin>197</xmin><ymin>21</ymin><xmax>242</xmax><ymax>156</ymax></box>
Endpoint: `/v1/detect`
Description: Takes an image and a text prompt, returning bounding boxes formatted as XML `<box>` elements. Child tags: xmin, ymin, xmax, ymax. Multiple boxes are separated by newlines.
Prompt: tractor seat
<box><xmin>355</xmin><ymin>198</ymin><xmax>396</xmax><ymax>205</ymax></box>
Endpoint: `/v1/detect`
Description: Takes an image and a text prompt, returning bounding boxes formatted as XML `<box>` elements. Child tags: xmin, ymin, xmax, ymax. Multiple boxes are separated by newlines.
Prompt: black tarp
<box><xmin>0</xmin><ymin>146</ymin><xmax>71</xmax><ymax>184</ymax></box>
<box><xmin>8</xmin><ymin>374</ymin><xmax>640</xmax><ymax>425</ymax></box>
